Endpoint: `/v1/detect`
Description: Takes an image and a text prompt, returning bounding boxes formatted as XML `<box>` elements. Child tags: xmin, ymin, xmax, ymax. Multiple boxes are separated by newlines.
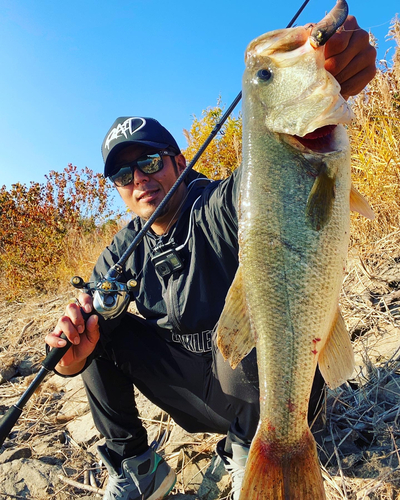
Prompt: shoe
<box><xmin>98</xmin><ymin>443</ymin><xmax>176</xmax><ymax>500</ymax></box>
<box><xmin>216</xmin><ymin>437</ymin><xmax>249</xmax><ymax>500</ymax></box>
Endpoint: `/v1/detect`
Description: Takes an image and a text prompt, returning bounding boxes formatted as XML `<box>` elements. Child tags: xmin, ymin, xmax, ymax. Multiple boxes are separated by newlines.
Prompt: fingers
<box><xmin>336</xmin><ymin>56</ymin><xmax>377</xmax><ymax>98</ymax></box>
<box><xmin>324</xmin><ymin>15</ymin><xmax>377</xmax><ymax>97</ymax></box>
<box><xmin>78</xmin><ymin>292</ymin><xmax>94</xmax><ymax>314</ymax></box>
<box><xmin>46</xmin><ymin>314</ymin><xmax>82</xmax><ymax>350</ymax></box>
<box><xmin>45</xmin><ymin>330</ymin><xmax>70</xmax><ymax>349</ymax></box>
<box><xmin>45</xmin><ymin>293</ymin><xmax>100</xmax><ymax>369</ymax></box>
<box><xmin>324</xmin><ymin>16</ymin><xmax>360</xmax><ymax>62</ymax></box>
<box><xmin>65</xmin><ymin>292</ymin><xmax>94</xmax><ymax>336</ymax></box>
<box><xmin>82</xmin><ymin>314</ymin><xmax>100</xmax><ymax>346</ymax></box>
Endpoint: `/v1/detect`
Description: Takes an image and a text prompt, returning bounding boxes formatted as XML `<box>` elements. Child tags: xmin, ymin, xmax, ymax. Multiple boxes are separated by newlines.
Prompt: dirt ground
<box><xmin>0</xmin><ymin>230</ymin><xmax>400</xmax><ymax>499</ymax></box>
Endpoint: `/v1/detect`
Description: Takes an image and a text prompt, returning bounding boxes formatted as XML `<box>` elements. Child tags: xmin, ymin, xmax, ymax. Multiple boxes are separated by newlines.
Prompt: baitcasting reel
<box><xmin>70</xmin><ymin>275</ymin><xmax>139</xmax><ymax>320</ymax></box>
<box><xmin>0</xmin><ymin>0</ymin><xmax>312</xmax><ymax>451</ymax></box>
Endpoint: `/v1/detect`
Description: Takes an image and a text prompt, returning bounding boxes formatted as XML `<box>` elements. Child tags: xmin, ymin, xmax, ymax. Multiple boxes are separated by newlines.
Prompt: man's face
<box><xmin>111</xmin><ymin>145</ymin><xmax>187</xmax><ymax>234</ymax></box>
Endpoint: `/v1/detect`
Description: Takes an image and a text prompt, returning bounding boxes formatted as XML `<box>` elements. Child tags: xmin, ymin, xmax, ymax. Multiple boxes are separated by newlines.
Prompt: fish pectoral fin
<box><xmin>306</xmin><ymin>163</ymin><xmax>336</xmax><ymax>231</ymax></box>
<box><xmin>350</xmin><ymin>184</ymin><xmax>375</xmax><ymax>220</ymax></box>
<box><xmin>318</xmin><ymin>308</ymin><xmax>355</xmax><ymax>389</ymax></box>
<box><xmin>216</xmin><ymin>265</ymin><xmax>255</xmax><ymax>369</ymax></box>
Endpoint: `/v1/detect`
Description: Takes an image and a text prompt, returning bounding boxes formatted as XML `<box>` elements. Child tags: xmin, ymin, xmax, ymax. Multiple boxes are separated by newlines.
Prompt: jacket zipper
<box><xmin>167</xmin><ymin>273</ymin><xmax>181</xmax><ymax>332</ymax></box>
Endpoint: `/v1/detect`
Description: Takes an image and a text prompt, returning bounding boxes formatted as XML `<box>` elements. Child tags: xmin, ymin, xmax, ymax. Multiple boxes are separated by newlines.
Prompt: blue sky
<box><xmin>0</xmin><ymin>0</ymin><xmax>398</xmax><ymax>191</ymax></box>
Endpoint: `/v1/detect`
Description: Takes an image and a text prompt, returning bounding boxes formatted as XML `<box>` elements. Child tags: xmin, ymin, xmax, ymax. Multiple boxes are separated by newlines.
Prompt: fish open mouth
<box><xmin>293</xmin><ymin>125</ymin><xmax>337</xmax><ymax>152</ymax></box>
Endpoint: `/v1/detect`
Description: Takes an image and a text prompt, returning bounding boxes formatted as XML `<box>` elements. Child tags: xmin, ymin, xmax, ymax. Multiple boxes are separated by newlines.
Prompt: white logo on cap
<box><xmin>104</xmin><ymin>117</ymin><xmax>146</xmax><ymax>151</ymax></box>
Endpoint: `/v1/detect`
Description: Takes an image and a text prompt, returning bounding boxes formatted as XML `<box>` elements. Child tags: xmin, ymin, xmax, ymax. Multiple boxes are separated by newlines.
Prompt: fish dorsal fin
<box><xmin>318</xmin><ymin>308</ymin><xmax>355</xmax><ymax>389</ymax></box>
<box><xmin>306</xmin><ymin>162</ymin><xmax>336</xmax><ymax>231</ymax></box>
<box><xmin>350</xmin><ymin>184</ymin><xmax>375</xmax><ymax>220</ymax></box>
<box><xmin>216</xmin><ymin>265</ymin><xmax>255</xmax><ymax>369</ymax></box>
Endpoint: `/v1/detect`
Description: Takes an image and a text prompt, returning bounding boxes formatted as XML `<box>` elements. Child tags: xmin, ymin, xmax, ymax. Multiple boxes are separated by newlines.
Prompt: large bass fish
<box><xmin>217</xmin><ymin>1</ymin><xmax>373</xmax><ymax>498</ymax></box>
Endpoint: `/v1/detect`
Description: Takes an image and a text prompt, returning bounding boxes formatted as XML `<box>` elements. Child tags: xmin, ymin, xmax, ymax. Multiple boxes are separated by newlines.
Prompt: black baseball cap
<box><xmin>102</xmin><ymin>116</ymin><xmax>181</xmax><ymax>177</ymax></box>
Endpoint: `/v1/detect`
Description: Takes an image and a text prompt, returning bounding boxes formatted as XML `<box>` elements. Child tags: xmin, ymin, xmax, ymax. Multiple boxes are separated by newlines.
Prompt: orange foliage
<box><xmin>183</xmin><ymin>99</ymin><xmax>242</xmax><ymax>180</ymax></box>
<box><xmin>0</xmin><ymin>164</ymin><xmax>121</xmax><ymax>299</ymax></box>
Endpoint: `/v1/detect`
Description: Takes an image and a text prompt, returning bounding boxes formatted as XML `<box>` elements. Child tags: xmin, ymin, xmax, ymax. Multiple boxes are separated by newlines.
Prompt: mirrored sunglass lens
<box><xmin>110</xmin><ymin>154</ymin><xmax>164</xmax><ymax>186</ymax></box>
<box><xmin>110</xmin><ymin>166</ymin><xmax>133</xmax><ymax>186</ymax></box>
<box><xmin>137</xmin><ymin>154</ymin><xmax>163</xmax><ymax>174</ymax></box>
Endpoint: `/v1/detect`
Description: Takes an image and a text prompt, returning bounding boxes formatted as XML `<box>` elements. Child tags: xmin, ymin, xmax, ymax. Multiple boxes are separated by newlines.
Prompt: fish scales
<box><xmin>216</xmin><ymin>1</ymin><xmax>360</xmax><ymax>497</ymax></box>
<box><xmin>240</xmin><ymin>119</ymin><xmax>351</xmax><ymax>444</ymax></box>
<box><xmin>240</xmin><ymin>51</ymin><xmax>350</xmax><ymax>497</ymax></box>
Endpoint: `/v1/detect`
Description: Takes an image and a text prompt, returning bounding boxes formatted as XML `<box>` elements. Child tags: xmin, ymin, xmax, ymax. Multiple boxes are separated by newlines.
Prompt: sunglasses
<box><xmin>110</xmin><ymin>151</ymin><xmax>176</xmax><ymax>187</ymax></box>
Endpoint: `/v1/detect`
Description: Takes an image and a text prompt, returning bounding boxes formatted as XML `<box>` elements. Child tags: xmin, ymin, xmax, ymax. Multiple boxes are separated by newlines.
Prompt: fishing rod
<box><xmin>0</xmin><ymin>0</ymin><xmax>311</xmax><ymax>449</ymax></box>
<box><xmin>79</xmin><ymin>0</ymin><xmax>312</xmax><ymax>284</ymax></box>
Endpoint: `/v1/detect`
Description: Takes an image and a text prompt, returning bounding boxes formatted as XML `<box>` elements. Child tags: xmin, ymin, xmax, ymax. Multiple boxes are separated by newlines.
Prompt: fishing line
<box><xmin>134</xmin><ymin>179</ymin><xmax>211</xmax><ymax>284</ymax></box>
<box><xmin>105</xmin><ymin>0</ymin><xmax>312</xmax><ymax>283</ymax></box>
<box><xmin>0</xmin><ymin>0</ymin><xmax>315</xmax><ymax>449</ymax></box>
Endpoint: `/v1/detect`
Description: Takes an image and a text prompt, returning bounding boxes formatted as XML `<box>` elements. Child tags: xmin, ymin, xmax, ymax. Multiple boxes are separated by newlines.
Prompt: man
<box><xmin>46</xmin><ymin>16</ymin><xmax>376</xmax><ymax>500</ymax></box>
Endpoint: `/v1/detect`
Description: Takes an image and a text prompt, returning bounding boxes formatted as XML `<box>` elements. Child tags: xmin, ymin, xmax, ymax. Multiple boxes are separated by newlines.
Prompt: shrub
<box><xmin>0</xmin><ymin>164</ymin><xmax>121</xmax><ymax>300</ymax></box>
<box><xmin>183</xmin><ymin>98</ymin><xmax>242</xmax><ymax>180</ymax></box>
<box><xmin>2</xmin><ymin>19</ymin><xmax>399</xmax><ymax>301</ymax></box>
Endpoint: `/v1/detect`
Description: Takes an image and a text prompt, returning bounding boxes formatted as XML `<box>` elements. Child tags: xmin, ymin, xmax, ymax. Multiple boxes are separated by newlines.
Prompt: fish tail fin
<box><xmin>239</xmin><ymin>427</ymin><xmax>326</xmax><ymax>499</ymax></box>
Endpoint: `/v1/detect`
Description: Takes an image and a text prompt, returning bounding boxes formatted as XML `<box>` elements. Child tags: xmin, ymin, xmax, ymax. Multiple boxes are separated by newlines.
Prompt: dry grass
<box><xmin>1</xmin><ymin>231</ymin><xmax>400</xmax><ymax>499</ymax></box>
<box><xmin>1</xmin><ymin>17</ymin><xmax>400</xmax><ymax>500</ymax></box>
<box><xmin>52</xmin><ymin>223</ymin><xmax>124</xmax><ymax>290</ymax></box>
<box><xmin>314</xmin><ymin>227</ymin><xmax>400</xmax><ymax>500</ymax></box>
<box><xmin>348</xmin><ymin>16</ymin><xmax>400</xmax><ymax>248</ymax></box>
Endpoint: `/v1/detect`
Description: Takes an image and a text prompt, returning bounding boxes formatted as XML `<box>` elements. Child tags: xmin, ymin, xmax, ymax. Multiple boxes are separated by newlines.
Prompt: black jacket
<box><xmin>91</xmin><ymin>168</ymin><xmax>241</xmax><ymax>354</ymax></box>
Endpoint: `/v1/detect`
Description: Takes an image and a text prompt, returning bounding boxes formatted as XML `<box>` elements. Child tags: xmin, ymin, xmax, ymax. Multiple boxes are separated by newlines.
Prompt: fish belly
<box><xmin>238</xmin><ymin>131</ymin><xmax>350</xmax><ymax>499</ymax></box>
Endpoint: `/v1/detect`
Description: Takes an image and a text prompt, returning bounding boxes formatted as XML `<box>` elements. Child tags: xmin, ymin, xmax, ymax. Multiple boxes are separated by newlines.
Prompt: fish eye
<box><xmin>257</xmin><ymin>69</ymin><xmax>272</xmax><ymax>82</ymax></box>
